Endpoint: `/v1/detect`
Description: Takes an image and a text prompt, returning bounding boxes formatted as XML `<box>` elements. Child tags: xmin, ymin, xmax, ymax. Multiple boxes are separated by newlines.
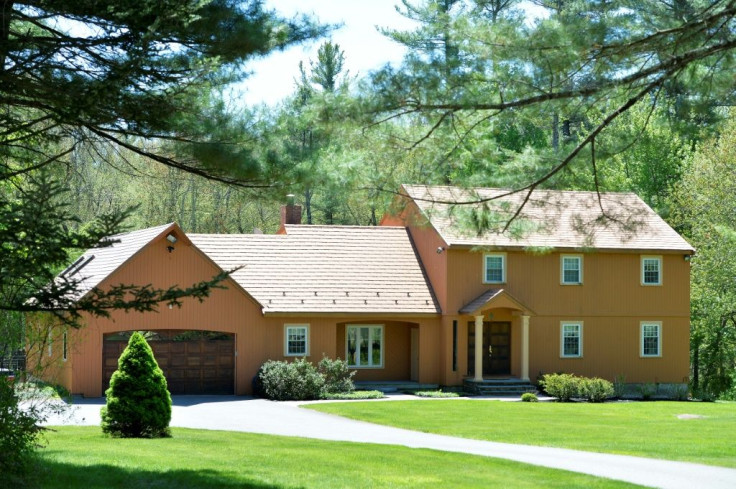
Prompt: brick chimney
<box><xmin>277</xmin><ymin>194</ymin><xmax>302</xmax><ymax>234</ymax></box>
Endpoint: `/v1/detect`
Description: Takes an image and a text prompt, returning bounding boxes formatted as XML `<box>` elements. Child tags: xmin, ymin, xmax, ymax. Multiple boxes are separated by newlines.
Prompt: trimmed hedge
<box><xmin>541</xmin><ymin>373</ymin><xmax>614</xmax><ymax>403</ymax></box>
<box><xmin>318</xmin><ymin>356</ymin><xmax>355</xmax><ymax>394</ymax></box>
<box><xmin>579</xmin><ymin>377</ymin><xmax>614</xmax><ymax>403</ymax></box>
<box><xmin>257</xmin><ymin>357</ymin><xmax>356</xmax><ymax>401</ymax></box>
<box><xmin>521</xmin><ymin>392</ymin><xmax>539</xmax><ymax>402</ymax></box>
<box><xmin>258</xmin><ymin>358</ymin><xmax>325</xmax><ymax>401</ymax></box>
<box><xmin>541</xmin><ymin>373</ymin><xmax>580</xmax><ymax>402</ymax></box>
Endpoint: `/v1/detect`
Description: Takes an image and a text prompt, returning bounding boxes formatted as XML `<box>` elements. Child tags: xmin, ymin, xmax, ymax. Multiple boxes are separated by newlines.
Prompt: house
<box><xmin>51</xmin><ymin>185</ymin><xmax>693</xmax><ymax>396</ymax></box>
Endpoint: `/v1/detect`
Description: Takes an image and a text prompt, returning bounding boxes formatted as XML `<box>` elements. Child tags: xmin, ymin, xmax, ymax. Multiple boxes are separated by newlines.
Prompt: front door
<box><xmin>468</xmin><ymin>321</ymin><xmax>511</xmax><ymax>377</ymax></box>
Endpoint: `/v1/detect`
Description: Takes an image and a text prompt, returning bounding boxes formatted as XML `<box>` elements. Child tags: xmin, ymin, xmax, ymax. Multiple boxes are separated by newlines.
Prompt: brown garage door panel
<box><xmin>103</xmin><ymin>331</ymin><xmax>235</xmax><ymax>395</ymax></box>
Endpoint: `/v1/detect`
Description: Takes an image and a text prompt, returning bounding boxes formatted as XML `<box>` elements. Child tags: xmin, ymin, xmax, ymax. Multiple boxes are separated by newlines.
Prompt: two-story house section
<box><xmin>381</xmin><ymin>185</ymin><xmax>695</xmax><ymax>390</ymax></box>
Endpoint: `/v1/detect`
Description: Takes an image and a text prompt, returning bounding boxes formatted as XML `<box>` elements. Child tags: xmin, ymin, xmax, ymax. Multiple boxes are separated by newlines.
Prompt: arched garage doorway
<box><xmin>103</xmin><ymin>330</ymin><xmax>235</xmax><ymax>395</ymax></box>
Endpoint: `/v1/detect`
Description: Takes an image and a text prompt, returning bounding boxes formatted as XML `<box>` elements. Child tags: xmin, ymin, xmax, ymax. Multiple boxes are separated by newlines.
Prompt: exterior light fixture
<box><xmin>166</xmin><ymin>233</ymin><xmax>178</xmax><ymax>244</ymax></box>
<box><xmin>436</xmin><ymin>246</ymin><xmax>445</xmax><ymax>254</ymax></box>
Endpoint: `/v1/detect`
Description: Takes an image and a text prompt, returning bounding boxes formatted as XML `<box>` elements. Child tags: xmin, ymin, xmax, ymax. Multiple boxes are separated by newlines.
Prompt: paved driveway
<box><xmin>45</xmin><ymin>395</ymin><xmax>736</xmax><ymax>489</ymax></box>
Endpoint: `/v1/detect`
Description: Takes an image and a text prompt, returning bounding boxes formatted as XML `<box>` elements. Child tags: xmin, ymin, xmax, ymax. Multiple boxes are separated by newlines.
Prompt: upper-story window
<box><xmin>641</xmin><ymin>256</ymin><xmax>662</xmax><ymax>286</ymax></box>
<box><xmin>484</xmin><ymin>253</ymin><xmax>506</xmax><ymax>284</ymax></box>
<box><xmin>561</xmin><ymin>255</ymin><xmax>582</xmax><ymax>285</ymax></box>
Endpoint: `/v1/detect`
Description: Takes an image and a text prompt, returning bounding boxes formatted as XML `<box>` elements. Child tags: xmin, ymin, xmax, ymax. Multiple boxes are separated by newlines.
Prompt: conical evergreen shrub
<box><xmin>101</xmin><ymin>332</ymin><xmax>172</xmax><ymax>437</ymax></box>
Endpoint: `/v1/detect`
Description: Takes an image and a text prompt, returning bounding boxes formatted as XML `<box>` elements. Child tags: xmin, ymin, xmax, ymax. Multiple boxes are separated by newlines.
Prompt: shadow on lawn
<box><xmin>38</xmin><ymin>460</ymin><xmax>281</xmax><ymax>489</ymax></box>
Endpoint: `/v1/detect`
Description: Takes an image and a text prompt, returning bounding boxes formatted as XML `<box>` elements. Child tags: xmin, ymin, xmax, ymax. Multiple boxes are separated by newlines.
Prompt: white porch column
<box><xmin>521</xmin><ymin>315</ymin><xmax>530</xmax><ymax>381</ymax></box>
<box><xmin>474</xmin><ymin>315</ymin><xmax>484</xmax><ymax>381</ymax></box>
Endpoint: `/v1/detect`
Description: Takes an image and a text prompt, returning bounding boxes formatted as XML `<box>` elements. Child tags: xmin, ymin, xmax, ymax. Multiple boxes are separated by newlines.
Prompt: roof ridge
<box><xmin>402</xmin><ymin>184</ymin><xmax>638</xmax><ymax>197</ymax></box>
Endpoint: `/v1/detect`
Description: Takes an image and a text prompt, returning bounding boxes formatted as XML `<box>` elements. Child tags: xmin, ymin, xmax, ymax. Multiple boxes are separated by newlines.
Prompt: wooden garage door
<box><xmin>103</xmin><ymin>330</ymin><xmax>235</xmax><ymax>395</ymax></box>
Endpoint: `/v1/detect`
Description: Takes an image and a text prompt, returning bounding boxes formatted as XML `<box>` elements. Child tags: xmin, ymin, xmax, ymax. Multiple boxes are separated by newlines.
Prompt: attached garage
<box><xmin>103</xmin><ymin>330</ymin><xmax>235</xmax><ymax>395</ymax></box>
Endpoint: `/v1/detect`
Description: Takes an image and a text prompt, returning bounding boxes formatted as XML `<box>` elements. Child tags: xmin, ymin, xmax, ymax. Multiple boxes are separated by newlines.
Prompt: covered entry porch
<box><xmin>459</xmin><ymin>289</ymin><xmax>534</xmax><ymax>383</ymax></box>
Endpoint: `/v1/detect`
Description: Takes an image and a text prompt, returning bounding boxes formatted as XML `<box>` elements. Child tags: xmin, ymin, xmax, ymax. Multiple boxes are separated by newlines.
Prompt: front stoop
<box><xmin>463</xmin><ymin>378</ymin><xmax>538</xmax><ymax>396</ymax></box>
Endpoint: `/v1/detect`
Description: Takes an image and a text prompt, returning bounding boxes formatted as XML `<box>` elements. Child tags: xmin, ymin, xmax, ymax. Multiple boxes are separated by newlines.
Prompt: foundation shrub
<box><xmin>317</xmin><ymin>356</ymin><xmax>355</xmax><ymax>394</ymax></box>
<box><xmin>258</xmin><ymin>358</ymin><xmax>324</xmax><ymax>401</ymax></box>
<box><xmin>521</xmin><ymin>392</ymin><xmax>538</xmax><ymax>402</ymax></box>
<box><xmin>540</xmin><ymin>373</ymin><xmax>580</xmax><ymax>402</ymax></box>
<box><xmin>579</xmin><ymin>377</ymin><xmax>614</xmax><ymax>402</ymax></box>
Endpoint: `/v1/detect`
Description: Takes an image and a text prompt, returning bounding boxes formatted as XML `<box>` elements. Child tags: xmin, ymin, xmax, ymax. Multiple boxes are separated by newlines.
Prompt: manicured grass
<box><xmin>307</xmin><ymin>400</ymin><xmax>736</xmax><ymax>467</ymax></box>
<box><xmin>37</xmin><ymin>426</ymin><xmax>640</xmax><ymax>488</ymax></box>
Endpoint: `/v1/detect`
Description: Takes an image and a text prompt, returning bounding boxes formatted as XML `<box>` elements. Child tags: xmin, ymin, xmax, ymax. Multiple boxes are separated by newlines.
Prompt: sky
<box><xmin>237</xmin><ymin>0</ymin><xmax>418</xmax><ymax>106</ymax></box>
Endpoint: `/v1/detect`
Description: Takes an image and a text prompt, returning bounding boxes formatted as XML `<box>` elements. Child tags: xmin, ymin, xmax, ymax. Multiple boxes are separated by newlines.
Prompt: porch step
<box><xmin>463</xmin><ymin>379</ymin><xmax>538</xmax><ymax>396</ymax></box>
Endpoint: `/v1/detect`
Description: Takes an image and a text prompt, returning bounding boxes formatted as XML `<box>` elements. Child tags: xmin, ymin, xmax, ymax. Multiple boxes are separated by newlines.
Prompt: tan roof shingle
<box><xmin>190</xmin><ymin>225</ymin><xmax>440</xmax><ymax>315</ymax></box>
<box><xmin>402</xmin><ymin>185</ymin><xmax>694</xmax><ymax>252</ymax></box>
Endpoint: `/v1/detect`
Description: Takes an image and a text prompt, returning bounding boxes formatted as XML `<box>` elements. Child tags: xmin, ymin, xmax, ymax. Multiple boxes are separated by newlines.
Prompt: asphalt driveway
<box><xmin>44</xmin><ymin>395</ymin><xmax>736</xmax><ymax>489</ymax></box>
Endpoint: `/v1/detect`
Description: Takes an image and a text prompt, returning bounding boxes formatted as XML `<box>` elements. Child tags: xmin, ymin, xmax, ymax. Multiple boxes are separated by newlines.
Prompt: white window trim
<box><xmin>641</xmin><ymin>255</ymin><xmax>662</xmax><ymax>286</ymax></box>
<box><xmin>560</xmin><ymin>254</ymin><xmax>583</xmax><ymax>285</ymax></box>
<box><xmin>483</xmin><ymin>252</ymin><xmax>507</xmax><ymax>284</ymax></box>
<box><xmin>284</xmin><ymin>324</ymin><xmax>310</xmax><ymax>357</ymax></box>
<box><xmin>640</xmin><ymin>321</ymin><xmax>662</xmax><ymax>358</ymax></box>
<box><xmin>560</xmin><ymin>321</ymin><xmax>583</xmax><ymax>358</ymax></box>
<box><xmin>346</xmin><ymin>324</ymin><xmax>384</xmax><ymax>369</ymax></box>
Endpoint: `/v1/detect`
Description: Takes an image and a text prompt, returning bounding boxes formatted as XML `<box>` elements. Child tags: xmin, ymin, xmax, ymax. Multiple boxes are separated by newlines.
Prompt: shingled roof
<box><xmin>60</xmin><ymin>223</ymin><xmax>176</xmax><ymax>301</ymax></box>
<box><xmin>189</xmin><ymin>225</ymin><xmax>440</xmax><ymax>315</ymax></box>
<box><xmin>402</xmin><ymin>185</ymin><xmax>694</xmax><ymax>253</ymax></box>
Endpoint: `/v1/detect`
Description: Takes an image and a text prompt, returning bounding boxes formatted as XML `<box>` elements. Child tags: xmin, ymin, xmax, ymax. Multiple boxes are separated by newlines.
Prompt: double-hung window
<box><xmin>484</xmin><ymin>253</ymin><xmax>506</xmax><ymax>284</ymax></box>
<box><xmin>284</xmin><ymin>324</ymin><xmax>309</xmax><ymax>356</ymax></box>
<box><xmin>560</xmin><ymin>322</ymin><xmax>582</xmax><ymax>358</ymax></box>
<box><xmin>346</xmin><ymin>325</ymin><xmax>383</xmax><ymax>368</ymax></box>
<box><xmin>641</xmin><ymin>256</ymin><xmax>662</xmax><ymax>285</ymax></box>
<box><xmin>561</xmin><ymin>255</ymin><xmax>582</xmax><ymax>285</ymax></box>
<box><xmin>641</xmin><ymin>322</ymin><xmax>661</xmax><ymax>357</ymax></box>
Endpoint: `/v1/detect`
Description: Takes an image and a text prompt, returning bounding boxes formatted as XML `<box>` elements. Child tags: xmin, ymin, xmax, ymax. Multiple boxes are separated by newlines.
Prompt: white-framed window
<box><xmin>641</xmin><ymin>322</ymin><xmax>661</xmax><ymax>357</ymax></box>
<box><xmin>641</xmin><ymin>256</ymin><xmax>662</xmax><ymax>285</ymax></box>
<box><xmin>346</xmin><ymin>325</ymin><xmax>383</xmax><ymax>368</ymax></box>
<box><xmin>284</xmin><ymin>324</ymin><xmax>309</xmax><ymax>356</ymax></box>
<box><xmin>561</xmin><ymin>255</ymin><xmax>583</xmax><ymax>285</ymax></box>
<box><xmin>483</xmin><ymin>253</ymin><xmax>506</xmax><ymax>284</ymax></box>
<box><xmin>560</xmin><ymin>322</ymin><xmax>583</xmax><ymax>358</ymax></box>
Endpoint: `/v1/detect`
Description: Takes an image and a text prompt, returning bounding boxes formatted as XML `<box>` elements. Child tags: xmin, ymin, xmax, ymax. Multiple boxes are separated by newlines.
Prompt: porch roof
<box><xmin>459</xmin><ymin>288</ymin><xmax>535</xmax><ymax>316</ymax></box>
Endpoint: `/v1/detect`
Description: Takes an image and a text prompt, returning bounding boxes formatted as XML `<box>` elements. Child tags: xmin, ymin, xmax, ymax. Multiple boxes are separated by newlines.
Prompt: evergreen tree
<box><xmin>101</xmin><ymin>332</ymin><xmax>172</xmax><ymax>438</ymax></box>
<box><xmin>372</xmin><ymin>0</ymin><xmax>736</xmax><ymax>203</ymax></box>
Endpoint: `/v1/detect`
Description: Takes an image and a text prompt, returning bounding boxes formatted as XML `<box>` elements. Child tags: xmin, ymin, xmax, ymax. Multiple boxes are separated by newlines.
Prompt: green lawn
<box><xmin>307</xmin><ymin>400</ymin><xmax>736</xmax><ymax>467</ymax></box>
<box><xmin>37</xmin><ymin>426</ymin><xmax>641</xmax><ymax>489</ymax></box>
